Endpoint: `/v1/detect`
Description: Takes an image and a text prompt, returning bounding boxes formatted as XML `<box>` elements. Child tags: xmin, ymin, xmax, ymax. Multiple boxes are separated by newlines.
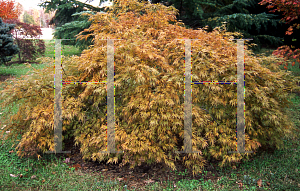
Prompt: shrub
<box><xmin>5</xmin><ymin>19</ymin><xmax>45</xmax><ymax>65</ymax></box>
<box><xmin>0</xmin><ymin>17</ymin><xmax>19</xmax><ymax>65</ymax></box>
<box><xmin>1</xmin><ymin>0</ymin><xmax>300</xmax><ymax>176</ymax></box>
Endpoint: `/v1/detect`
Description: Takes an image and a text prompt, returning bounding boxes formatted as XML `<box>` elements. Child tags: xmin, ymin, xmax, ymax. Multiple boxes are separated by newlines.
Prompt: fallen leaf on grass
<box><xmin>31</xmin><ymin>175</ymin><xmax>36</xmax><ymax>179</ymax></box>
<box><xmin>69</xmin><ymin>163</ymin><xmax>81</xmax><ymax>171</ymax></box>
<box><xmin>141</xmin><ymin>173</ymin><xmax>147</xmax><ymax>177</ymax></box>
<box><xmin>63</xmin><ymin>158</ymin><xmax>70</xmax><ymax>163</ymax></box>
<box><xmin>117</xmin><ymin>177</ymin><xmax>127</xmax><ymax>181</ymax></box>
<box><xmin>144</xmin><ymin>179</ymin><xmax>155</xmax><ymax>184</ymax></box>
<box><xmin>10</xmin><ymin>174</ymin><xmax>18</xmax><ymax>177</ymax></box>
<box><xmin>257</xmin><ymin>179</ymin><xmax>262</xmax><ymax>187</ymax></box>
<box><xmin>9</xmin><ymin>150</ymin><xmax>13</xmax><ymax>153</ymax></box>
<box><xmin>236</xmin><ymin>181</ymin><xmax>243</xmax><ymax>189</ymax></box>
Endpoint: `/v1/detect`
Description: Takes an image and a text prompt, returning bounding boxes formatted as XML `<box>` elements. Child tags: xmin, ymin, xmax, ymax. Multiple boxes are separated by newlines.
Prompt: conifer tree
<box><xmin>166</xmin><ymin>0</ymin><xmax>287</xmax><ymax>52</ymax></box>
<box><xmin>39</xmin><ymin>0</ymin><xmax>103</xmax><ymax>27</ymax></box>
<box><xmin>53</xmin><ymin>11</ymin><xmax>98</xmax><ymax>51</ymax></box>
<box><xmin>0</xmin><ymin>17</ymin><xmax>19</xmax><ymax>65</ymax></box>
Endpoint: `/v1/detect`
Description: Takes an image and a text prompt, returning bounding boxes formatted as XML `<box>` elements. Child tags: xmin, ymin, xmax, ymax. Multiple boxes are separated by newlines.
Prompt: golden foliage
<box><xmin>1</xmin><ymin>0</ymin><xmax>300</xmax><ymax>176</ymax></box>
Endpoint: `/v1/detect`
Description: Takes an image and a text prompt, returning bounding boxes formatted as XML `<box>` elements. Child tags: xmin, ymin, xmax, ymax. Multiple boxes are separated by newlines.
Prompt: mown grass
<box><xmin>0</xmin><ymin>41</ymin><xmax>300</xmax><ymax>190</ymax></box>
<box><xmin>1</xmin><ymin>40</ymin><xmax>81</xmax><ymax>79</ymax></box>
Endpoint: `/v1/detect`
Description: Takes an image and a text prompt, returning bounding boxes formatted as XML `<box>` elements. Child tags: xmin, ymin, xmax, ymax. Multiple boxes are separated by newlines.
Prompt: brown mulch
<box><xmin>0</xmin><ymin>75</ymin><xmax>16</xmax><ymax>83</ymax></box>
<box><xmin>41</xmin><ymin>137</ymin><xmax>246</xmax><ymax>191</ymax></box>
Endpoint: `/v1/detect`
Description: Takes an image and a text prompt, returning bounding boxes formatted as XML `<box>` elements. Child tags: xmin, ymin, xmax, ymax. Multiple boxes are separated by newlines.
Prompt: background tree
<box><xmin>39</xmin><ymin>0</ymin><xmax>103</xmax><ymax>27</ymax></box>
<box><xmin>39</xmin><ymin>9</ymin><xmax>49</xmax><ymax>28</ymax></box>
<box><xmin>157</xmin><ymin>0</ymin><xmax>291</xmax><ymax>52</ymax></box>
<box><xmin>5</xmin><ymin>19</ymin><xmax>45</xmax><ymax>65</ymax></box>
<box><xmin>39</xmin><ymin>0</ymin><xmax>110</xmax><ymax>49</ymax></box>
<box><xmin>0</xmin><ymin>0</ymin><xmax>22</xmax><ymax>22</ymax></box>
<box><xmin>259</xmin><ymin>0</ymin><xmax>300</xmax><ymax>70</ymax></box>
<box><xmin>27</xmin><ymin>8</ymin><xmax>41</xmax><ymax>27</ymax></box>
<box><xmin>0</xmin><ymin>17</ymin><xmax>19</xmax><ymax>65</ymax></box>
<box><xmin>40</xmin><ymin>10</ymin><xmax>55</xmax><ymax>28</ymax></box>
<box><xmin>53</xmin><ymin>11</ymin><xmax>99</xmax><ymax>50</ymax></box>
<box><xmin>23</xmin><ymin>11</ymin><xmax>36</xmax><ymax>25</ymax></box>
<box><xmin>260</xmin><ymin>0</ymin><xmax>300</xmax><ymax>35</ymax></box>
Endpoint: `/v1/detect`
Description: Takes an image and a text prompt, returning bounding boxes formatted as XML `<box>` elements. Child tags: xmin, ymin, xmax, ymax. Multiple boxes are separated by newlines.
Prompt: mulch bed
<box><xmin>40</xmin><ymin>137</ymin><xmax>236</xmax><ymax>190</ymax></box>
<box><xmin>0</xmin><ymin>75</ymin><xmax>16</xmax><ymax>83</ymax></box>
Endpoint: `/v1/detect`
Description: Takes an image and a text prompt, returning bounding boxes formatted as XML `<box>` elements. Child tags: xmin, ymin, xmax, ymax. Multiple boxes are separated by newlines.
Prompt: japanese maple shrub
<box><xmin>1</xmin><ymin>0</ymin><xmax>300</xmax><ymax>176</ymax></box>
<box><xmin>5</xmin><ymin>19</ymin><xmax>45</xmax><ymax>65</ymax></box>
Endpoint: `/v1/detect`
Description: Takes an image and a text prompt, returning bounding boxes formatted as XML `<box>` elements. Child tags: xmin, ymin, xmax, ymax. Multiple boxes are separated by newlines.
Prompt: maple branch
<box><xmin>198</xmin><ymin>105</ymin><xmax>221</xmax><ymax>127</ymax></box>
<box><xmin>61</xmin><ymin>64</ymin><xmax>68</xmax><ymax>76</ymax></box>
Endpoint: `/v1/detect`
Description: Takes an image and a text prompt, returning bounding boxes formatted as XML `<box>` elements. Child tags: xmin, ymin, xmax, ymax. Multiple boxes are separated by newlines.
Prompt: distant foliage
<box><xmin>1</xmin><ymin>0</ymin><xmax>300</xmax><ymax>176</ymax></box>
<box><xmin>53</xmin><ymin>11</ymin><xmax>96</xmax><ymax>51</ymax></box>
<box><xmin>0</xmin><ymin>17</ymin><xmax>19</xmax><ymax>65</ymax></box>
<box><xmin>259</xmin><ymin>0</ymin><xmax>300</xmax><ymax>35</ymax></box>
<box><xmin>22</xmin><ymin>11</ymin><xmax>36</xmax><ymax>25</ymax></box>
<box><xmin>5</xmin><ymin>19</ymin><xmax>45</xmax><ymax>65</ymax></box>
<box><xmin>0</xmin><ymin>0</ymin><xmax>22</xmax><ymax>22</ymax></box>
<box><xmin>39</xmin><ymin>0</ymin><xmax>102</xmax><ymax>28</ymax></box>
<box><xmin>259</xmin><ymin>0</ymin><xmax>300</xmax><ymax>69</ymax></box>
<box><xmin>166</xmin><ymin>0</ymin><xmax>286</xmax><ymax>52</ymax></box>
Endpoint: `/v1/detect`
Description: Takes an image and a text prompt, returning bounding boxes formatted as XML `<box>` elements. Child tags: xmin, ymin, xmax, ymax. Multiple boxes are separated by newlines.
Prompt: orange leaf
<box><xmin>144</xmin><ymin>179</ymin><xmax>155</xmax><ymax>184</ymax></box>
<box><xmin>63</xmin><ymin>158</ymin><xmax>70</xmax><ymax>163</ymax></box>
<box><xmin>237</xmin><ymin>181</ymin><xmax>243</xmax><ymax>189</ymax></box>
<box><xmin>0</xmin><ymin>0</ymin><xmax>22</xmax><ymax>21</ymax></box>
<box><xmin>70</xmin><ymin>163</ymin><xmax>81</xmax><ymax>171</ymax></box>
<box><xmin>284</xmin><ymin>66</ymin><xmax>288</xmax><ymax>70</ymax></box>
<box><xmin>257</xmin><ymin>179</ymin><xmax>262</xmax><ymax>187</ymax></box>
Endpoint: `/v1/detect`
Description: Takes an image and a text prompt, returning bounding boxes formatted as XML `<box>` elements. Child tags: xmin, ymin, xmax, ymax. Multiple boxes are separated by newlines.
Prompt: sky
<box><xmin>14</xmin><ymin>0</ymin><xmax>114</xmax><ymax>11</ymax></box>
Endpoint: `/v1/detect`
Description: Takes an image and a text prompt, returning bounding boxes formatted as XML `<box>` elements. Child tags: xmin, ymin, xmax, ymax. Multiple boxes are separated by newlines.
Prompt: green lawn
<box><xmin>0</xmin><ymin>41</ymin><xmax>300</xmax><ymax>190</ymax></box>
<box><xmin>0</xmin><ymin>40</ymin><xmax>82</xmax><ymax>80</ymax></box>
